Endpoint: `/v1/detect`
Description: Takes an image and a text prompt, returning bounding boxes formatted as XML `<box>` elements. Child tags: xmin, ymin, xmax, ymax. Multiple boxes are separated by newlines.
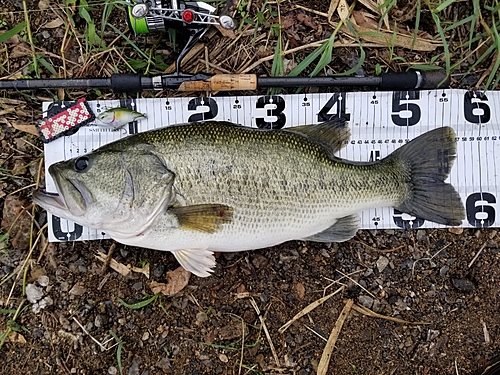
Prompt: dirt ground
<box><xmin>1</xmin><ymin>1</ymin><xmax>500</xmax><ymax>374</ymax></box>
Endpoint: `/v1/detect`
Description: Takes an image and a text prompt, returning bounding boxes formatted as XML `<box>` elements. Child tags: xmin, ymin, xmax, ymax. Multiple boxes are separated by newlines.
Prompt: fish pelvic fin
<box><xmin>304</xmin><ymin>214</ymin><xmax>360</xmax><ymax>242</ymax></box>
<box><xmin>389</xmin><ymin>126</ymin><xmax>465</xmax><ymax>226</ymax></box>
<box><xmin>170</xmin><ymin>204</ymin><xmax>233</xmax><ymax>233</ymax></box>
<box><xmin>172</xmin><ymin>249</ymin><xmax>215</xmax><ymax>277</ymax></box>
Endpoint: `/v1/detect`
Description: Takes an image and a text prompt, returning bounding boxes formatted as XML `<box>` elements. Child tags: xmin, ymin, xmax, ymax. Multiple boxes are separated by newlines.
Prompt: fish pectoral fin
<box><xmin>172</xmin><ymin>249</ymin><xmax>216</xmax><ymax>277</ymax></box>
<box><xmin>170</xmin><ymin>204</ymin><xmax>233</xmax><ymax>233</ymax></box>
<box><xmin>285</xmin><ymin>117</ymin><xmax>350</xmax><ymax>155</ymax></box>
<box><xmin>304</xmin><ymin>214</ymin><xmax>360</xmax><ymax>243</ymax></box>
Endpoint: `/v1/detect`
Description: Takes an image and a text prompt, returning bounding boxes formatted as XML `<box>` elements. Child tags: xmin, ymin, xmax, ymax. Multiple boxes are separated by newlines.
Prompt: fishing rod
<box><xmin>0</xmin><ymin>69</ymin><xmax>449</xmax><ymax>93</ymax></box>
<box><xmin>0</xmin><ymin>0</ymin><xmax>449</xmax><ymax>93</ymax></box>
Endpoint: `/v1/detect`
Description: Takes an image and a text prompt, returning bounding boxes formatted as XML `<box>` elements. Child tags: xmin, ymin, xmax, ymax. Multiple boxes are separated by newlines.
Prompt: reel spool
<box><xmin>126</xmin><ymin>0</ymin><xmax>236</xmax><ymax>34</ymax></box>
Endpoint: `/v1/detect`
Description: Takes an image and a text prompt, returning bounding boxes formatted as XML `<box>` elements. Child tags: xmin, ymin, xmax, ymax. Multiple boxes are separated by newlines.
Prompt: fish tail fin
<box><xmin>389</xmin><ymin>126</ymin><xmax>465</xmax><ymax>226</ymax></box>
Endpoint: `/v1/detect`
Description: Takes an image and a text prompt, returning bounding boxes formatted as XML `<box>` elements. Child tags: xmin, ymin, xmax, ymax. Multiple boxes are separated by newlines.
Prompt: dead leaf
<box><xmin>296</xmin><ymin>13</ymin><xmax>316</xmax><ymax>29</ymax></box>
<box><xmin>293</xmin><ymin>282</ymin><xmax>305</xmax><ymax>300</ymax></box>
<box><xmin>10</xmin><ymin>44</ymin><xmax>32</xmax><ymax>58</ymax></box>
<box><xmin>96</xmin><ymin>252</ymin><xmax>131</xmax><ymax>277</ymax></box>
<box><xmin>11</xmin><ymin>123</ymin><xmax>39</xmax><ymax>137</ymax></box>
<box><xmin>130</xmin><ymin>263</ymin><xmax>150</xmax><ymax>279</ymax></box>
<box><xmin>150</xmin><ymin>267</ymin><xmax>191</xmax><ymax>296</ymax></box>
<box><xmin>337</xmin><ymin>0</ymin><xmax>350</xmax><ymax>21</ymax></box>
<box><xmin>43</xmin><ymin>18</ymin><xmax>64</xmax><ymax>29</ymax></box>
<box><xmin>1</xmin><ymin>195</ymin><xmax>32</xmax><ymax>250</ymax></box>
<box><xmin>6</xmin><ymin>331</ymin><xmax>27</xmax><ymax>344</ymax></box>
<box><xmin>352</xmin><ymin>10</ymin><xmax>379</xmax><ymax>30</ymax></box>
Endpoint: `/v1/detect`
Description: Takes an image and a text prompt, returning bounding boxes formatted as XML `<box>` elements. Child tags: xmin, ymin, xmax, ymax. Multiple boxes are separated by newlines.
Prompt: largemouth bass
<box><xmin>33</xmin><ymin>120</ymin><xmax>465</xmax><ymax>277</ymax></box>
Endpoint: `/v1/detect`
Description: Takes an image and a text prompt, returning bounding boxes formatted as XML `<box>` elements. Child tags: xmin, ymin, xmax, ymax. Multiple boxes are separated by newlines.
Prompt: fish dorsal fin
<box><xmin>303</xmin><ymin>214</ymin><xmax>360</xmax><ymax>243</ymax></box>
<box><xmin>172</xmin><ymin>249</ymin><xmax>216</xmax><ymax>277</ymax></box>
<box><xmin>285</xmin><ymin>118</ymin><xmax>350</xmax><ymax>155</ymax></box>
<box><xmin>170</xmin><ymin>204</ymin><xmax>233</xmax><ymax>233</ymax></box>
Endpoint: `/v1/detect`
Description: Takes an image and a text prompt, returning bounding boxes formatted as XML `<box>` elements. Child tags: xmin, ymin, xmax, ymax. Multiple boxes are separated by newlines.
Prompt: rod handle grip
<box><xmin>178</xmin><ymin>74</ymin><xmax>257</xmax><ymax>92</ymax></box>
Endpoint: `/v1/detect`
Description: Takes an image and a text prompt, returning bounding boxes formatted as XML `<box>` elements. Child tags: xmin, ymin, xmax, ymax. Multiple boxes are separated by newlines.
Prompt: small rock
<box><xmin>26</xmin><ymin>284</ymin><xmax>44</xmax><ymax>303</ymax></box>
<box><xmin>452</xmin><ymin>278</ymin><xmax>474</xmax><ymax>293</ymax></box>
<box><xmin>439</xmin><ymin>265</ymin><xmax>449</xmax><ymax>276</ymax></box>
<box><xmin>94</xmin><ymin>314</ymin><xmax>107</xmax><ymax>328</ymax></box>
<box><xmin>153</xmin><ymin>264</ymin><xmax>165</xmax><ymax>278</ymax></box>
<box><xmin>416</xmin><ymin>230</ymin><xmax>427</xmax><ymax>241</ymax></box>
<box><xmin>219</xmin><ymin>353</ymin><xmax>228</xmax><ymax>363</ymax></box>
<box><xmin>489</xmin><ymin>230</ymin><xmax>498</xmax><ymax>240</ymax></box>
<box><xmin>38</xmin><ymin>275</ymin><xmax>50</xmax><ymax>287</ymax></box>
<box><xmin>448</xmin><ymin>227</ymin><xmax>464</xmax><ymax>235</ymax></box>
<box><xmin>376</xmin><ymin>256</ymin><xmax>389</xmax><ymax>273</ymax></box>
<box><xmin>196</xmin><ymin>312</ymin><xmax>208</xmax><ymax>323</ymax></box>
<box><xmin>156</xmin><ymin>357</ymin><xmax>171</xmax><ymax>371</ymax></box>
<box><xmin>243</xmin><ymin>309</ymin><xmax>256</xmax><ymax>323</ymax></box>
<box><xmin>108</xmin><ymin>367</ymin><xmax>118</xmax><ymax>375</ymax></box>
<box><xmin>128</xmin><ymin>360</ymin><xmax>141</xmax><ymax>375</ymax></box>
<box><xmin>252</xmin><ymin>253</ymin><xmax>269</xmax><ymax>268</ymax></box>
<box><xmin>372</xmin><ymin>299</ymin><xmax>383</xmax><ymax>313</ymax></box>
<box><xmin>60</xmin><ymin>281</ymin><xmax>70</xmax><ymax>292</ymax></box>
<box><xmin>69</xmin><ymin>284</ymin><xmax>86</xmax><ymax>296</ymax></box>
<box><xmin>141</xmin><ymin>332</ymin><xmax>150</xmax><ymax>341</ymax></box>
<box><xmin>132</xmin><ymin>282</ymin><xmax>143</xmax><ymax>291</ymax></box>
<box><xmin>358</xmin><ymin>295</ymin><xmax>374</xmax><ymax>309</ymax></box>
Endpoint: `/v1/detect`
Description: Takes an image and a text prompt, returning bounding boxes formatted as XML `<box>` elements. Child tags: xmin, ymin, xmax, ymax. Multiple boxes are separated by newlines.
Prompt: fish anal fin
<box><xmin>285</xmin><ymin>117</ymin><xmax>350</xmax><ymax>155</ymax></box>
<box><xmin>304</xmin><ymin>214</ymin><xmax>360</xmax><ymax>243</ymax></box>
<box><xmin>171</xmin><ymin>204</ymin><xmax>233</xmax><ymax>233</ymax></box>
<box><xmin>172</xmin><ymin>249</ymin><xmax>216</xmax><ymax>277</ymax></box>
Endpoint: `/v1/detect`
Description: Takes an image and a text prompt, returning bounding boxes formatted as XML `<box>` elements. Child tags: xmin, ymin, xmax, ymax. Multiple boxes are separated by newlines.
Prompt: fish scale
<box><xmin>33</xmin><ymin>120</ymin><xmax>464</xmax><ymax>277</ymax></box>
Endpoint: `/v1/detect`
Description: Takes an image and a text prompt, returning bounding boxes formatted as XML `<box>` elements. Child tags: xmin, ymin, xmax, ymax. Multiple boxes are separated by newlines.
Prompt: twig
<box><xmin>249</xmin><ymin>297</ymin><xmax>280</xmax><ymax>367</ymax></box>
<box><xmin>412</xmin><ymin>242</ymin><xmax>452</xmax><ymax>276</ymax></box>
<box><xmin>481</xmin><ymin>319</ymin><xmax>491</xmax><ymax>344</ymax></box>
<box><xmin>238</xmin><ymin>318</ymin><xmax>245</xmax><ymax>375</ymax></box>
<box><xmin>304</xmin><ymin>325</ymin><xmax>328</xmax><ymax>342</ymax></box>
<box><xmin>100</xmin><ymin>243</ymin><xmax>116</xmax><ymax>274</ymax></box>
<box><xmin>336</xmin><ymin>269</ymin><xmax>377</xmax><ymax>299</ymax></box>
<box><xmin>351</xmin><ymin>303</ymin><xmax>430</xmax><ymax>325</ymax></box>
<box><xmin>317</xmin><ymin>299</ymin><xmax>354</xmax><ymax>375</ymax></box>
<box><xmin>468</xmin><ymin>243</ymin><xmax>487</xmax><ymax>268</ymax></box>
<box><xmin>72</xmin><ymin>317</ymin><xmax>117</xmax><ymax>351</ymax></box>
<box><xmin>278</xmin><ymin>286</ymin><xmax>344</xmax><ymax>334</ymax></box>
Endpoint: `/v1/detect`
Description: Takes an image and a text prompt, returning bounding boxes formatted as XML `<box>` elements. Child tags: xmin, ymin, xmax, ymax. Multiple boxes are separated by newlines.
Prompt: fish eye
<box><xmin>74</xmin><ymin>156</ymin><xmax>90</xmax><ymax>172</ymax></box>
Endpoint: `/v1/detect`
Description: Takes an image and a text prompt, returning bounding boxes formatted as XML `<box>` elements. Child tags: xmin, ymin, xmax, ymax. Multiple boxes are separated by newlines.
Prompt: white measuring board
<box><xmin>42</xmin><ymin>89</ymin><xmax>500</xmax><ymax>242</ymax></box>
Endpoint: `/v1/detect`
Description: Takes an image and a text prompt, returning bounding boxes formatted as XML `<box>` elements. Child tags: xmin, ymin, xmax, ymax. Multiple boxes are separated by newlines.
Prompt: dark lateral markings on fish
<box><xmin>50</xmin><ymin>191</ymin><xmax>498</xmax><ymax>240</ymax></box>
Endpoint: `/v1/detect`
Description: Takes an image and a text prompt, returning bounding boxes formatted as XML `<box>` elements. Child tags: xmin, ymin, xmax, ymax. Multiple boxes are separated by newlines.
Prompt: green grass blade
<box><xmin>117</xmin><ymin>295</ymin><xmax>157</xmax><ymax>309</ymax></box>
<box><xmin>108</xmin><ymin>23</ymin><xmax>150</xmax><ymax>62</ymax></box>
<box><xmin>0</xmin><ymin>22</ymin><xmax>26</xmax><ymax>44</ymax></box>
<box><xmin>38</xmin><ymin>56</ymin><xmax>58</xmax><ymax>77</ymax></box>
<box><xmin>485</xmin><ymin>12</ymin><xmax>500</xmax><ymax>90</ymax></box>
<box><xmin>287</xmin><ymin>42</ymin><xmax>328</xmax><ymax>77</ymax></box>
<box><xmin>0</xmin><ymin>309</ymin><xmax>16</xmax><ymax>314</ymax></box>
<box><xmin>427</xmin><ymin>1</ymin><xmax>451</xmax><ymax>75</ymax></box>
<box><xmin>434</xmin><ymin>0</ymin><xmax>455</xmax><ymax>13</ymax></box>
<box><xmin>412</xmin><ymin>0</ymin><xmax>421</xmax><ymax>50</ymax></box>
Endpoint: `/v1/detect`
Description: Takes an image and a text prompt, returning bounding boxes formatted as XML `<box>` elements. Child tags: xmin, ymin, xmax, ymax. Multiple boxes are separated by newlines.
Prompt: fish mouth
<box><xmin>32</xmin><ymin>188</ymin><xmax>68</xmax><ymax>210</ymax></box>
<box><xmin>33</xmin><ymin>165</ymin><xmax>87</xmax><ymax>217</ymax></box>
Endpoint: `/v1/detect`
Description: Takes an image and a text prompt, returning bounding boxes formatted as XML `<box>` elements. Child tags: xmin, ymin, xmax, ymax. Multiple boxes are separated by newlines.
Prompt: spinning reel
<box><xmin>126</xmin><ymin>0</ymin><xmax>236</xmax><ymax>75</ymax></box>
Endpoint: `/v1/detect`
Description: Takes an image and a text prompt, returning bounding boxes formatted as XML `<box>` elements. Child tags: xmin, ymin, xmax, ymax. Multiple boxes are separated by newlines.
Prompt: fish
<box><xmin>33</xmin><ymin>120</ymin><xmax>465</xmax><ymax>277</ymax></box>
<box><xmin>96</xmin><ymin>107</ymin><xmax>146</xmax><ymax>129</ymax></box>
